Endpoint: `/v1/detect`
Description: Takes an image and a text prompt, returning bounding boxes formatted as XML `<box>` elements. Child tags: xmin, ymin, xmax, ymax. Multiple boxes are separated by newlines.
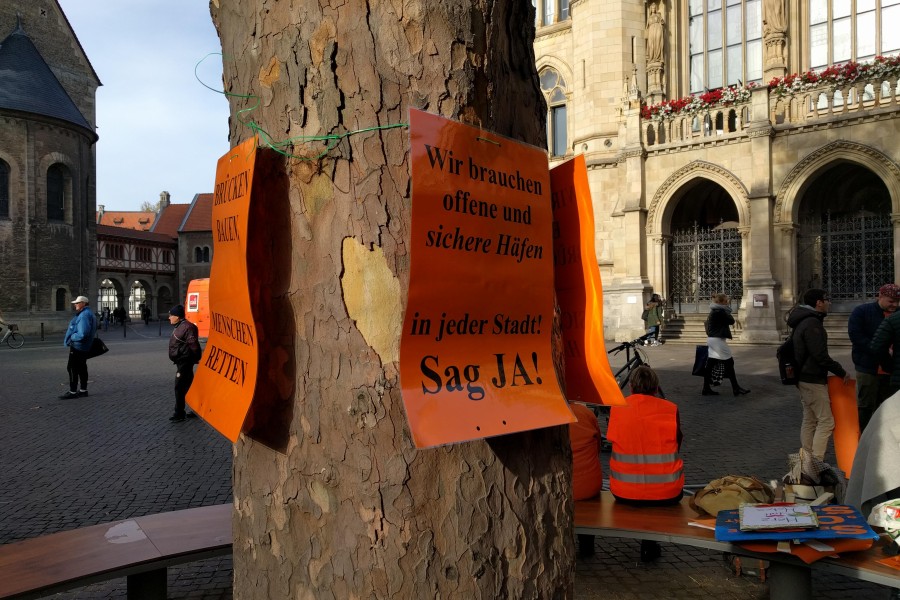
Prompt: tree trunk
<box><xmin>210</xmin><ymin>1</ymin><xmax>574</xmax><ymax>597</ymax></box>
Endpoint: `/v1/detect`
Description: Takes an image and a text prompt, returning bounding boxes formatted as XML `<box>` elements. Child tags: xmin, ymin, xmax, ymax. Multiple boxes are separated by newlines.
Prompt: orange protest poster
<box><xmin>550</xmin><ymin>156</ymin><xmax>627</xmax><ymax>406</ymax></box>
<box><xmin>400</xmin><ymin>109</ymin><xmax>574</xmax><ymax>449</ymax></box>
<box><xmin>186</xmin><ymin>136</ymin><xmax>260</xmax><ymax>442</ymax></box>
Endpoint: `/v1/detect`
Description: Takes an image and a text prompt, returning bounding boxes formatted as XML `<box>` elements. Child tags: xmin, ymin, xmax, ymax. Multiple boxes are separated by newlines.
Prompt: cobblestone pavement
<box><xmin>0</xmin><ymin>324</ymin><xmax>892</xmax><ymax>598</ymax></box>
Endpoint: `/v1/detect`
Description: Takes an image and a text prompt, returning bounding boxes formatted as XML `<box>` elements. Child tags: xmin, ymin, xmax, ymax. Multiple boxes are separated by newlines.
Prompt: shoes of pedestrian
<box><xmin>640</xmin><ymin>539</ymin><xmax>662</xmax><ymax>562</ymax></box>
<box><xmin>734</xmin><ymin>387</ymin><xmax>751</xmax><ymax>396</ymax></box>
<box><xmin>78</xmin><ymin>390</ymin><xmax>89</xmax><ymax>397</ymax></box>
<box><xmin>59</xmin><ymin>391</ymin><xmax>79</xmax><ymax>399</ymax></box>
<box><xmin>701</xmin><ymin>389</ymin><xmax>720</xmax><ymax>396</ymax></box>
<box><xmin>186</xmin><ymin>412</ymin><xmax>198</xmax><ymax>419</ymax></box>
<box><xmin>169</xmin><ymin>414</ymin><xmax>186</xmax><ymax>423</ymax></box>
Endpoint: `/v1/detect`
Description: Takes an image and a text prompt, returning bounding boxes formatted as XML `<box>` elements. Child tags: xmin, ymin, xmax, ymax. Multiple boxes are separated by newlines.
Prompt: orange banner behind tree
<box><xmin>400</xmin><ymin>109</ymin><xmax>574</xmax><ymax>449</ymax></box>
<box><xmin>187</xmin><ymin>137</ymin><xmax>260</xmax><ymax>442</ymax></box>
<box><xmin>550</xmin><ymin>155</ymin><xmax>627</xmax><ymax>406</ymax></box>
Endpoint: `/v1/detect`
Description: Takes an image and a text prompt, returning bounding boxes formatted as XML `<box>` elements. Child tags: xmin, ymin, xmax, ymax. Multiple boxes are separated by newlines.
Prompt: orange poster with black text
<box><xmin>401</xmin><ymin>109</ymin><xmax>574</xmax><ymax>449</ymax></box>
<box><xmin>186</xmin><ymin>137</ymin><xmax>259</xmax><ymax>442</ymax></box>
<box><xmin>550</xmin><ymin>155</ymin><xmax>627</xmax><ymax>406</ymax></box>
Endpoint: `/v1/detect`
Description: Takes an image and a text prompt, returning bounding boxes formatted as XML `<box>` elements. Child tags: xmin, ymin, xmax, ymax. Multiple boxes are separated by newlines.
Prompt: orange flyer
<box><xmin>550</xmin><ymin>156</ymin><xmax>627</xmax><ymax>406</ymax></box>
<box><xmin>401</xmin><ymin>109</ymin><xmax>574</xmax><ymax>449</ymax></box>
<box><xmin>187</xmin><ymin>137</ymin><xmax>260</xmax><ymax>442</ymax></box>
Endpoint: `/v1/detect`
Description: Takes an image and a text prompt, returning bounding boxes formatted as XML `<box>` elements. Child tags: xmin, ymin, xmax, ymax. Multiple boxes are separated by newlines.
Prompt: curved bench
<box><xmin>0</xmin><ymin>504</ymin><xmax>231</xmax><ymax>600</ymax></box>
<box><xmin>575</xmin><ymin>491</ymin><xmax>900</xmax><ymax>600</ymax></box>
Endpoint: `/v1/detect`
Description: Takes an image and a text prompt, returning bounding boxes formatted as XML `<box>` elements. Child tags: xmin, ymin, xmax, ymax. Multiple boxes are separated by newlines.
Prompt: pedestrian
<box><xmin>607</xmin><ymin>365</ymin><xmax>683</xmax><ymax>562</ymax></box>
<box><xmin>60</xmin><ymin>295</ymin><xmax>96</xmax><ymax>399</ymax></box>
<box><xmin>643</xmin><ymin>293</ymin><xmax>664</xmax><ymax>346</ymax></box>
<box><xmin>701</xmin><ymin>293</ymin><xmax>750</xmax><ymax>396</ymax></box>
<box><xmin>787</xmin><ymin>288</ymin><xmax>849</xmax><ymax>461</ymax></box>
<box><xmin>568</xmin><ymin>401</ymin><xmax>603</xmax><ymax>558</ymax></box>
<box><xmin>848</xmin><ymin>283</ymin><xmax>900</xmax><ymax>432</ymax></box>
<box><xmin>167</xmin><ymin>304</ymin><xmax>201</xmax><ymax>423</ymax></box>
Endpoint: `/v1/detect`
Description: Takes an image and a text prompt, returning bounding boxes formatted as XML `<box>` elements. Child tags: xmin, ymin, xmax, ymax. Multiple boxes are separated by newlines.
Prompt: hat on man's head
<box><xmin>879</xmin><ymin>284</ymin><xmax>900</xmax><ymax>300</ymax></box>
<box><xmin>71</xmin><ymin>296</ymin><xmax>89</xmax><ymax>304</ymax></box>
<box><xmin>169</xmin><ymin>304</ymin><xmax>185</xmax><ymax>318</ymax></box>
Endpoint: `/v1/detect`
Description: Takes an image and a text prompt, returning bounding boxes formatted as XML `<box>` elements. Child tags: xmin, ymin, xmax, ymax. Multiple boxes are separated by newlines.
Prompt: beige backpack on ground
<box><xmin>689</xmin><ymin>475</ymin><xmax>775</xmax><ymax>516</ymax></box>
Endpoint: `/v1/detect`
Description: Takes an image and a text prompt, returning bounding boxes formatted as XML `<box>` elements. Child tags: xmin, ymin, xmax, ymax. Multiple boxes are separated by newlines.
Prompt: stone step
<box><xmin>660</xmin><ymin>312</ymin><xmax>852</xmax><ymax>347</ymax></box>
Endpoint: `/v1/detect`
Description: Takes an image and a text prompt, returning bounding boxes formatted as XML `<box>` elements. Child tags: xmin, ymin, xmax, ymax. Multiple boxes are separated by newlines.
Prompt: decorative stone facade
<box><xmin>534</xmin><ymin>0</ymin><xmax>900</xmax><ymax>342</ymax></box>
<box><xmin>0</xmin><ymin>2</ymin><xmax>99</xmax><ymax>334</ymax></box>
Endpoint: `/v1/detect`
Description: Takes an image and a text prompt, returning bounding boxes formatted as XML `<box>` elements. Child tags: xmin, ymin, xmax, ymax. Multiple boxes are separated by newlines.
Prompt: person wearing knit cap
<box><xmin>852</xmin><ymin>284</ymin><xmax>900</xmax><ymax>431</ymax></box>
<box><xmin>167</xmin><ymin>304</ymin><xmax>201</xmax><ymax>422</ymax></box>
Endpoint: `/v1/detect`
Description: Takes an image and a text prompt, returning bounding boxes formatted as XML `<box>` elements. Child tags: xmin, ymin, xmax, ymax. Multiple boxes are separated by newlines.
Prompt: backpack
<box><xmin>777</xmin><ymin>331</ymin><xmax>799</xmax><ymax>385</ymax></box>
<box><xmin>689</xmin><ymin>475</ymin><xmax>775</xmax><ymax>516</ymax></box>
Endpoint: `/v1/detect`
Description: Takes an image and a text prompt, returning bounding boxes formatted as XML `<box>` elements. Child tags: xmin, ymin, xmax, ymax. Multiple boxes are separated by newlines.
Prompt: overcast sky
<box><xmin>57</xmin><ymin>0</ymin><xmax>231</xmax><ymax>211</ymax></box>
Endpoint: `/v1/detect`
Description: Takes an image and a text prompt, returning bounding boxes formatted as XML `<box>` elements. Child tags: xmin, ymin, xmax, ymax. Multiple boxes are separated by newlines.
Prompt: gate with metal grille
<box><xmin>669</xmin><ymin>225</ymin><xmax>743</xmax><ymax>313</ymax></box>
<box><xmin>797</xmin><ymin>212</ymin><xmax>893</xmax><ymax>305</ymax></box>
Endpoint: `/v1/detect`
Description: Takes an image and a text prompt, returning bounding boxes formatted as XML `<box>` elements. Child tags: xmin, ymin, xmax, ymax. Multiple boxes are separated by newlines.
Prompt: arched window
<box><xmin>689</xmin><ymin>0</ymin><xmax>762</xmax><ymax>93</ymax></box>
<box><xmin>47</xmin><ymin>164</ymin><xmax>66</xmax><ymax>221</ymax></box>
<box><xmin>203</xmin><ymin>247</ymin><xmax>211</xmax><ymax>262</ymax></box>
<box><xmin>540</xmin><ymin>67</ymin><xmax>568</xmax><ymax>157</ymax></box>
<box><xmin>56</xmin><ymin>288</ymin><xmax>67</xmax><ymax>311</ymax></box>
<box><xmin>0</xmin><ymin>159</ymin><xmax>9</xmax><ymax>218</ymax></box>
<box><xmin>195</xmin><ymin>247</ymin><xmax>203</xmax><ymax>263</ymax></box>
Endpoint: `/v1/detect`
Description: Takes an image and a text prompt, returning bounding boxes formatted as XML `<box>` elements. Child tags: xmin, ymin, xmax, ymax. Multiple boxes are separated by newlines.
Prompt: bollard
<box><xmin>40</xmin><ymin>322</ymin><xmax>44</xmax><ymax>341</ymax></box>
<box><xmin>158</xmin><ymin>318</ymin><xmax>162</xmax><ymax>336</ymax></box>
<box><xmin>124</xmin><ymin>319</ymin><xmax>127</xmax><ymax>338</ymax></box>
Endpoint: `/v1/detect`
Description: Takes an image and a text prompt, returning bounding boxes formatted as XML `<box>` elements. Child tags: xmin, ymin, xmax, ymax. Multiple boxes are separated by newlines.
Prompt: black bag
<box><xmin>692</xmin><ymin>345</ymin><xmax>708</xmax><ymax>376</ymax></box>
<box><xmin>641</xmin><ymin>308</ymin><xmax>650</xmax><ymax>321</ymax></box>
<box><xmin>777</xmin><ymin>333</ymin><xmax>798</xmax><ymax>385</ymax></box>
<box><xmin>87</xmin><ymin>336</ymin><xmax>109</xmax><ymax>359</ymax></box>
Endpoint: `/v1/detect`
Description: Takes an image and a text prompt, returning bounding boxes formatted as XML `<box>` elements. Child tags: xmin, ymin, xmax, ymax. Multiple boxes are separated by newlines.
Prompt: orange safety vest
<box><xmin>607</xmin><ymin>393</ymin><xmax>683</xmax><ymax>501</ymax></box>
<box><xmin>569</xmin><ymin>403</ymin><xmax>603</xmax><ymax>500</ymax></box>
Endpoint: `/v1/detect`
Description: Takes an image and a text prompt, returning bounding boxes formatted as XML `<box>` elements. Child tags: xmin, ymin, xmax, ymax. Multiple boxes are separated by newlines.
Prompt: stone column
<box><xmin>740</xmin><ymin>86</ymin><xmax>781</xmax><ymax>342</ymax></box>
<box><xmin>763</xmin><ymin>0</ymin><xmax>787</xmax><ymax>82</ymax></box>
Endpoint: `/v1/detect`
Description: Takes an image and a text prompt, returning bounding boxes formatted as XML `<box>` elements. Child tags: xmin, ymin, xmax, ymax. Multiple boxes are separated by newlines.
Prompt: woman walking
<box><xmin>702</xmin><ymin>293</ymin><xmax>750</xmax><ymax>396</ymax></box>
<box><xmin>643</xmin><ymin>293</ymin><xmax>664</xmax><ymax>346</ymax></box>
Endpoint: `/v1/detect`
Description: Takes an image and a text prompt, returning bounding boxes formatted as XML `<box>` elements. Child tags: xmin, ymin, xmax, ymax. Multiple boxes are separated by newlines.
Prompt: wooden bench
<box><xmin>575</xmin><ymin>491</ymin><xmax>900</xmax><ymax>600</ymax></box>
<box><xmin>0</xmin><ymin>504</ymin><xmax>231</xmax><ymax>600</ymax></box>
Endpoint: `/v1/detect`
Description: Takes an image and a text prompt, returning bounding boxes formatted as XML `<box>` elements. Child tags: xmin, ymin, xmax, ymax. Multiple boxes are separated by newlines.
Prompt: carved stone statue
<box><xmin>646</xmin><ymin>2</ymin><xmax>665</xmax><ymax>64</ymax></box>
<box><xmin>764</xmin><ymin>0</ymin><xmax>786</xmax><ymax>34</ymax></box>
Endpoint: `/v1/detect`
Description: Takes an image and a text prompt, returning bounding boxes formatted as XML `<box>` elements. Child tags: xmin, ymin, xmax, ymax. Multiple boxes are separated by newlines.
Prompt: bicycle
<box><xmin>607</xmin><ymin>331</ymin><xmax>665</xmax><ymax>397</ymax></box>
<box><xmin>1</xmin><ymin>324</ymin><xmax>25</xmax><ymax>349</ymax></box>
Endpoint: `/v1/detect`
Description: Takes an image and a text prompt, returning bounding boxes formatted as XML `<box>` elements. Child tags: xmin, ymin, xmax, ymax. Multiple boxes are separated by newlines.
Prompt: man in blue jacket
<box><xmin>848</xmin><ymin>283</ymin><xmax>900</xmax><ymax>432</ymax></box>
<box><xmin>61</xmin><ymin>295</ymin><xmax>97</xmax><ymax>399</ymax></box>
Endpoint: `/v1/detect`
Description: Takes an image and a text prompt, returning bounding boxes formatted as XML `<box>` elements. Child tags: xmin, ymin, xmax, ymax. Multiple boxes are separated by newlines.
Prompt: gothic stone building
<box><xmin>534</xmin><ymin>0</ymin><xmax>900</xmax><ymax>342</ymax></box>
<box><xmin>0</xmin><ymin>2</ymin><xmax>99</xmax><ymax>334</ymax></box>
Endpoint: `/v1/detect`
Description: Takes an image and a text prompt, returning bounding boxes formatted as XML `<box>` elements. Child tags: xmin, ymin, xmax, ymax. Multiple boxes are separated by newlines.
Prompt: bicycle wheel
<box><xmin>6</xmin><ymin>332</ymin><xmax>24</xmax><ymax>348</ymax></box>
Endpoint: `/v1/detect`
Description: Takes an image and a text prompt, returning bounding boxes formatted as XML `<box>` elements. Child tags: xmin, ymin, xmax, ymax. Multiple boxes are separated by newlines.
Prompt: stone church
<box><xmin>0</xmin><ymin>2</ymin><xmax>99</xmax><ymax>334</ymax></box>
<box><xmin>534</xmin><ymin>0</ymin><xmax>900</xmax><ymax>342</ymax></box>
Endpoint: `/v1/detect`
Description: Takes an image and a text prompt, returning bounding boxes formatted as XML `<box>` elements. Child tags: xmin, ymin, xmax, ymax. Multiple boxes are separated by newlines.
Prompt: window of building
<box><xmin>540</xmin><ymin>67</ymin><xmax>568</xmax><ymax>157</ymax></box>
<box><xmin>47</xmin><ymin>164</ymin><xmax>66</xmax><ymax>221</ymax></box>
<box><xmin>56</xmin><ymin>288</ymin><xmax>67</xmax><ymax>311</ymax></box>
<box><xmin>689</xmin><ymin>0</ymin><xmax>763</xmax><ymax>93</ymax></box>
<box><xmin>809</xmin><ymin>0</ymin><xmax>900</xmax><ymax>70</ymax></box>
<box><xmin>203</xmin><ymin>246</ymin><xmax>211</xmax><ymax>263</ymax></box>
<box><xmin>535</xmin><ymin>0</ymin><xmax>570</xmax><ymax>26</ymax></box>
<box><xmin>0</xmin><ymin>160</ymin><xmax>9</xmax><ymax>218</ymax></box>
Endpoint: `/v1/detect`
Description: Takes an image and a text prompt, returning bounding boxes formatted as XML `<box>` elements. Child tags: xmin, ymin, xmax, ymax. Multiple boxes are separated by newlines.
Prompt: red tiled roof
<box><xmin>150</xmin><ymin>203</ymin><xmax>190</xmax><ymax>239</ymax></box>
<box><xmin>97</xmin><ymin>224</ymin><xmax>177</xmax><ymax>245</ymax></box>
<box><xmin>180</xmin><ymin>193</ymin><xmax>213</xmax><ymax>232</ymax></box>
<box><xmin>96</xmin><ymin>211</ymin><xmax>156</xmax><ymax>230</ymax></box>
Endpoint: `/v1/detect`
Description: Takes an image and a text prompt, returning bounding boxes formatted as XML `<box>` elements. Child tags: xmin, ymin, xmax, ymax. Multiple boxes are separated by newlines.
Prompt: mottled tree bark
<box><xmin>210</xmin><ymin>1</ymin><xmax>574</xmax><ymax>597</ymax></box>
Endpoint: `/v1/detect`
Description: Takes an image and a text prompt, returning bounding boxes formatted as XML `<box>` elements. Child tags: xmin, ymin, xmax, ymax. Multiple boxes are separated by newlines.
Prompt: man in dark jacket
<box><xmin>848</xmin><ymin>283</ymin><xmax>900</xmax><ymax>431</ymax></box>
<box><xmin>787</xmin><ymin>288</ymin><xmax>848</xmax><ymax>460</ymax></box>
<box><xmin>168</xmin><ymin>304</ymin><xmax>202</xmax><ymax>423</ymax></box>
<box><xmin>868</xmin><ymin>308</ymin><xmax>900</xmax><ymax>399</ymax></box>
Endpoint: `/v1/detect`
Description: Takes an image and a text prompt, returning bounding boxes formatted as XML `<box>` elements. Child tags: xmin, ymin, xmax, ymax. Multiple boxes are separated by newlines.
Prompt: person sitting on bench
<box><xmin>569</xmin><ymin>401</ymin><xmax>603</xmax><ymax>558</ymax></box>
<box><xmin>607</xmin><ymin>365</ymin><xmax>684</xmax><ymax>562</ymax></box>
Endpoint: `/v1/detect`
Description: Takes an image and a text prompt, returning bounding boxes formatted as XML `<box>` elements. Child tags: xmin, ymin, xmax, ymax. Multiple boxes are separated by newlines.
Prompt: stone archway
<box><xmin>774</xmin><ymin>141</ymin><xmax>900</xmax><ymax>305</ymax></box>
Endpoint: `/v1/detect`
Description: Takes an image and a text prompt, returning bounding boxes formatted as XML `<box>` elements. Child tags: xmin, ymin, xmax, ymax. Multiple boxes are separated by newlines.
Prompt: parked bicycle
<box><xmin>607</xmin><ymin>331</ymin><xmax>665</xmax><ymax>398</ymax></box>
<box><xmin>1</xmin><ymin>324</ymin><xmax>24</xmax><ymax>349</ymax></box>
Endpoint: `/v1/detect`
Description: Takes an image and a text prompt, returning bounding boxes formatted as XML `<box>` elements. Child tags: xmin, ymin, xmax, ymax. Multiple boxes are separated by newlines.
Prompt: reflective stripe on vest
<box><xmin>611</xmin><ymin>451</ymin><xmax>679</xmax><ymax>464</ymax></box>
<box><xmin>609</xmin><ymin>468</ymin><xmax>684</xmax><ymax>484</ymax></box>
